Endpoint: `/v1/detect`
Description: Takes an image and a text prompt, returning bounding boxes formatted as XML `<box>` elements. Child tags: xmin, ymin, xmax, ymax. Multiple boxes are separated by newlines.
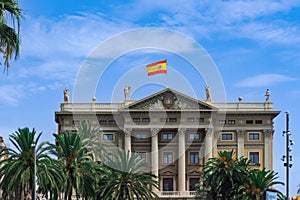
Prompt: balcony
<box><xmin>155</xmin><ymin>191</ymin><xmax>197</xmax><ymax>198</ymax></box>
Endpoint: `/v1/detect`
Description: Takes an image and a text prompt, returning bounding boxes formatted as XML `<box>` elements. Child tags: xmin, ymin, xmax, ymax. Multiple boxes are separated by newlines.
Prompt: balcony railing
<box><xmin>60</xmin><ymin>101</ymin><xmax>274</xmax><ymax>112</ymax></box>
<box><xmin>210</xmin><ymin>102</ymin><xmax>273</xmax><ymax>111</ymax></box>
<box><xmin>155</xmin><ymin>191</ymin><xmax>197</xmax><ymax>198</ymax></box>
<box><xmin>60</xmin><ymin>102</ymin><xmax>125</xmax><ymax>112</ymax></box>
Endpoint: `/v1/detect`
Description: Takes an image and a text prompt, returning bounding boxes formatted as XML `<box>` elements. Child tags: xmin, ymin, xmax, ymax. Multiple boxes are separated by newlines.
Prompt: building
<box><xmin>55</xmin><ymin>87</ymin><xmax>280</xmax><ymax>199</ymax></box>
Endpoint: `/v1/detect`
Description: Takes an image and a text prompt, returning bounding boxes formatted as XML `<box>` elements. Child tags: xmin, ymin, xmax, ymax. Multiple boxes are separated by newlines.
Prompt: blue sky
<box><xmin>1</xmin><ymin>0</ymin><xmax>300</xmax><ymax>196</ymax></box>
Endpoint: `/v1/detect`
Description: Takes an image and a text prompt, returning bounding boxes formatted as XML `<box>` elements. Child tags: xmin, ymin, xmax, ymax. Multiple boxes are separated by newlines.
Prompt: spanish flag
<box><xmin>146</xmin><ymin>60</ymin><xmax>167</xmax><ymax>76</ymax></box>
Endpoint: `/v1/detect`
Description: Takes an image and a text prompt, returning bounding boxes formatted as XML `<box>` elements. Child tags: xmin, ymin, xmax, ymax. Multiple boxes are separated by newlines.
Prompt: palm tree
<box><xmin>238</xmin><ymin>168</ymin><xmax>283</xmax><ymax>200</ymax></box>
<box><xmin>0</xmin><ymin>0</ymin><xmax>21</xmax><ymax>70</ymax></box>
<box><xmin>51</xmin><ymin>132</ymin><xmax>97</xmax><ymax>200</ymax></box>
<box><xmin>76</xmin><ymin>120</ymin><xmax>105</xmax><ymax>160</ymax></box>
<box><xmin>196</xmin><ymin>150</ymin><xmax>249</xmax><ymax>200</ymax></box>
<box><xmin>0</xmin><ymin>127</ymin><xmax>62</xmax><ymax>200</ymax></box>
<box><xmin>97</xmin><ymin>150</ymin><xmax>158</xmax><ymax>200</ymax></box>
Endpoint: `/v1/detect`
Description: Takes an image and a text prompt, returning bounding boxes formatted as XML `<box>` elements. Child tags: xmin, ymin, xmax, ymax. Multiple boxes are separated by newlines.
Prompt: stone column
<box><xmin>264</xmin><ymin>129</ymin><xmax>273</xmax><ymax>170</ymax></box>
<box><xmin>178</xmin><ymin>128</ymin><xmax>186</xmax><ymax>191</ymax></box>
<box><xmin>124</xmin><ymin>128</ymin><xmax>132</xmax><ymax>153</ymax></box>
<box><xmin>204</xmin><ymin>128</ymin><xmax>213</xmax><ymax>162</ymax></box>
<box><xmin>237</xmin><ymin>130</ymin><xmax>245</xmax><ymax>158</ymax></box>
<box><xmin>151</xmin><ymin>128</ymin><xmax>159</xmax><ymax>192</ymax></box>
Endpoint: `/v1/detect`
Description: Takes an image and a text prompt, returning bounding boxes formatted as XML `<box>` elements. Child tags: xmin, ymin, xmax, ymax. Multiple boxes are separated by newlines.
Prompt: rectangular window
<box><xmin>255</xmin><ymin>120</ymin><xmax>263</xmax><ymax>124</ymax></box>
<box><xmin>189</xmin><ymin>133</ymin><xmax>200</xmax><ymax>140</ymax></box>
<box><xmin>163</xmin><ymin>152</ymin><xmax>173</xmax><ymax>165</ymax></box>
<box><xmin>136</xmin><ymin>152</ymin><xmax>147</xmax><ymax>164</ymax></box>
<box><xmin>249</xmin><ymin>133</ymin><xmax>260</xmax><ymax>140</ymax></box>
<box><xmin>142</xmin><ymin>118</ymin><xmax>150</xmax><ymax>122</ymax></box>
<box><xmin>104</xmin><ymin>153</ymin><xmax>113</xmax><ymax>163</ymax></box>
<box><xmin>228</xmin><ymin>120</ymin><xmax>235</xmax><ymax>125</ymax></box>
<box><xmin>249</xmin><ymin>152</ymin><xmax>259</xmax><ymax>165</ymax></box>
<box><xmin>221</xmin><ymin>133</ymin><xmax>233</xmax><ymax>141</ymax></box>
<box><xmin>136</xmin><ymin>133</ymin><xmax>147</xmax><ymax>140</ymax></box>
<box><xmin>162</xmin><ymin>133</ymin><xmax>173</xmax><ymax>140</ymax></box>
<box><xmin>189</xmin><ymin>152</ymin><xmax>199</xmax><ymax>164</ymax></box>
<box><xmin>103</xmin><ymin>133</ymin><xmax>114</xmax><ymax>141</ymax></box>
<box><xmin>189</xmin><ymin>178</ymin><xmax>200</xmax><ymax>191</ymax></box>
<box><xmin>108</xmin><ymin>120</ymin><xmax>116</xmax><ymax>125</ymax></box>
<box><xmin>246</xmin><ymin>120</ymin><xmax>254</xmax><ymax>124</ymax></box>
<box><xmin>187</xmin><ymin>118</ymin><xmax>195</xmax><ymax>122</ymax></box>
<box><xmin>133</xmin><ymin>118</ymin><xmax>140</xmax><ymax>122</ymax></box>
<box><xmin>160</xmin><ymin>118</ymin><xmax>167</xmax><ymax>122</ymax></box>
<box><xmin>169</xmin><ymin>118</ymin><xmax>177</xmax><ymax>122</ymax></box>
<box><xmin>219</xmin><ymin>120</ymin><xmax>226</xmax><ymax>125</ymax></box>
<box><xmin>198</xmin><ymin>118</ymin><xmax>204</xmax><ymax>122</ymax></box>
<box><xmin>99</xmin><ymin>120</ymin><xmax>107</xmax><ymax>125</ymax></box>
<box><xmin>72</xmin><ymin>120</ymin><xmax>80</xmax><ymax>125</ymax></box>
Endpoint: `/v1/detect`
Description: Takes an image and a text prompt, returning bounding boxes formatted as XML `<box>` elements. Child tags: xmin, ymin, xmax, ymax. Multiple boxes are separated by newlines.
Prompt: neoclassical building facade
<box><xmin>55</xmin><ymin>88</ymin><xmax>279</xmax><ymax>199</ymax></box>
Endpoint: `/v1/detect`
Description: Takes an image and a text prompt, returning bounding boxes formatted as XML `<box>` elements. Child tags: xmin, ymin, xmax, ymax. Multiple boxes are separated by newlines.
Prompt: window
<box><xmin>142</xmin><ymin>118</ymin><xmax>150</xmax><ymax>122</ymax></box>
<box><xmin>221</xmin><ymin>133</ymin><xmax>233</xmax><ymax>141</ymax></box>
<box><xmin>198</xmin><ymin>118</ymin><xmax>204</xmax><ymax>123</ymax></box>
<box><xmin>72</xmin><ymin>120</ymin><xmax>80</xmax><ymax>125</ymax></box>
<box><xmin>246</xmin><ymin>120</ymin><xmax>254</xmax><ymax>124</ymax></box>
<box><xmin>64</xmin><ymin>120</ymin><xmax>70</xmax><ymax>125</ymax></box>
<box><xmin>163</xmin><ymin>152</ymin><xmax>173</xmax><ymax>164</ymax></box>
<box><xmin>162</xmin><ymin>133</ymin><xmax>173</xmax><ymax>140</ymax></box>
<box><xmin>189</xmin><ymin>152</ymin><xmax>199</xmax><ymax>164</ymax></box>
<box><xmin>104</xmin><ymin>153</ymin><xmax>113</xmax><ymax>163</ymax></box>
<box><xmin>103</xmin><ymin>133</ymin><xmax>114</xmax><ymax>141</ymax></box>
<box><xmin>133</xmin><ymin>118</ymin><xmax>140</xmax><ymax>122</ymax></box>
<box><xmin>189</xmin><ymin>178</ymin><xmax>200</xmax><ymax>191</ymax></box>
<box><xmin>189</xmin><ymin>133</ymin><xmax>200</xmax><ymax>140</ymax></box>
<box><xmin>255</xmin><ymin>120</ymin><xmax>263</xmax><ymax>124</ymax></box>
<box><xmin>249</xmin><ymin>152</ymin><xmax>259</xmax><ymax>165</ymax></box>
<box><xmin>228</xmin><ymin>120</ymin><xmax>235</xmax><ymax>125</ymax></box>
<box><xmin>249</xmin><ymin>133</ymin><xmax>260</xmax><ymax>140</ymax></box>
<box><xmin>99</xmin><ymin>120</ymin><xmax>107</xmax><ymax>125</ymax></box>
<box><xmin>169</xmin><ymin>118</ymin><xmax>177</xmax><ymax>122</ymax></box>
<box><xmin>163</xmin><ymin>178</ymin><xmax>173</xmax><ymax>191</ymax></box>
<box><xmin>136</xmin><ymin>133</ymin><xmax>147</xmax><ymax>140</ymax></box>
<box><xmin>187</xmin><ymin>118</ymin><xmax>195</xmax><ymax>122</ymax></box>
<box><xmin>219</xmin><ymin>120</ymin><xmax>226</xmax><ymax>125</ymax></box>
<box><xmin>160</xmin><ymin>118</ymin><xmax>167</xmax><ymax>122</ymax></box>
<box><xmin>136</xmin><ymin>152</ymin><xmax>147</xmax><ymax>164</ymax></box>
<box><xmin>108</xmin><ymin>120</ymin><xmax>116</xmax><ymax>125</ymax></box>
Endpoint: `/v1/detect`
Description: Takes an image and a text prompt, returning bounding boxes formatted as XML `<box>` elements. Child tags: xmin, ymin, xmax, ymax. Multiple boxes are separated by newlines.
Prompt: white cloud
<box><xmin>235</xmin><ymin>74</ymin><xmax>297</xmax><ymax>87</ymax></box>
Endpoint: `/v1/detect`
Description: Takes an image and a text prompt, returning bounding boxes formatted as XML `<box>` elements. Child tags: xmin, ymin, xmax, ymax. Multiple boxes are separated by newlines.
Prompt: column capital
<box><xmin>263</xmin><ymin>129</ymin><xmax>274</xmax><ymax>136</ymax></box>
<box><xmin>151</xmin><ymin>128</ymin><xmax>159</xmax><ymax>136</ymax></box>
<box><xmin>124</xmin><ymin>128</ymin><xmax>132</xmax><ymax>136</ymax></box>
<box><xmin>237</xmin><ymin>130</ymin><xmax>246</xmax><ymax>137</ymax></box>
<box><xmin>205</xmin><ymin>128</ymin><xmax>213</xmax><ymax>136</ymax></box>
<box><xmin>178</xmin><ymin>128</ymin><xmax>187</xmax><ymax>136</ymax></box>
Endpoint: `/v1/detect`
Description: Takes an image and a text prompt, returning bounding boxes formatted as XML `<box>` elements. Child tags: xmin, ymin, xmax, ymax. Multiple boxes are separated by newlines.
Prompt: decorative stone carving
<box><xmin>263</xmin><ymin>129</ymin><xmax>274</xmax><ymax>137</ymax></box>
<box><xmin>205</xmin><ymin>128</ymin><xmax>213</xmax><ymax>136</ymax></box>
<box><xmin>124</xmin><ymin>85</ymin><xmax>131</xmax><ymax>101</ymax></box>
<box><xmin>237</xmin><ymin>130</ymin><xmax>245</xmax><ymax>137</ymax></box>
<box><xmin>178</xmin><ymin>128</ymin><xmax>186</xmax><ymax>136</ymax></box>
<box><xmin>265</xmin><ymin>89</ymin><xmax>270</xmax><ymax>102</ymax></box>
<box><xmin>64</xmin><ymin>88</ymin><xmax>70</xmax><ymax>103</ymax></box>
<box><xmin>151</xmin><ymin>128</ymin><xmax>159</xmax><ymax>136</ymax></box>
<box><xmin>124</xmin><ymin>128</ymin><xmax>132</xmax><ymax>136</ymax></box>
<box><xmin>205</xmin><ymin>86</ymin><xmax>211</xmax><ymax>101</ymax></box>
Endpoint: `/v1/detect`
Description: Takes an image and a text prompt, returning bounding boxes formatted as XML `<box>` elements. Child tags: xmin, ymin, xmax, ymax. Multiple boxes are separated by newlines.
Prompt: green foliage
<box><xmin>0</xmin><ymin>0</ymin><xmax>21</xmax><ymax>70</ymax></box>
<box><xmin>97</xmin><ymin>150</ymin><xmax>159</xmax><ymax>200</ymax></box>
<box><xmin>0</xmin><ymin>127</ymin><xmax>63</xmax><ymax>199</ymax></box>
<box><xmin>195</xmin><ymin>150</ymin><xmax>283</xmax><ymax>200</ymax></box>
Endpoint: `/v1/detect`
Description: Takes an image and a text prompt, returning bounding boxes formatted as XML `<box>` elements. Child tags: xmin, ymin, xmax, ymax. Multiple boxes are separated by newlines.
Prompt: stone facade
<box><xmin>55</xmin><ymin>88</ymin><xmax>280</xmax><ymax>199</ymax></box>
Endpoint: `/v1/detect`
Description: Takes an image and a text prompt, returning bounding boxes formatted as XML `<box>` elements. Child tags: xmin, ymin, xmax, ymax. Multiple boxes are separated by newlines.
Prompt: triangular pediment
<box><xmin>160</xmin><ymin>169</ymin><xmax>177</xmax><ymax>176</ymax></box>
<box><xmin>187</xmin><ymin>170</ymin><xmax>202</xmax><ymax>175</ymax></box>
<box><xmin>121</xmin><ymin>88</ymin><xmax>217</xmax><ymax>111</ymax></box>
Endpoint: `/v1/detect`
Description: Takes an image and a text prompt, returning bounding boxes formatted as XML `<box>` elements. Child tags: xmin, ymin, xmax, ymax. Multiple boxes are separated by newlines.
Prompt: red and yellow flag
<box><xmin>146</xmin><ymin>60</ymin><xmax>167</xmax><ymax>76</ymax></box>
